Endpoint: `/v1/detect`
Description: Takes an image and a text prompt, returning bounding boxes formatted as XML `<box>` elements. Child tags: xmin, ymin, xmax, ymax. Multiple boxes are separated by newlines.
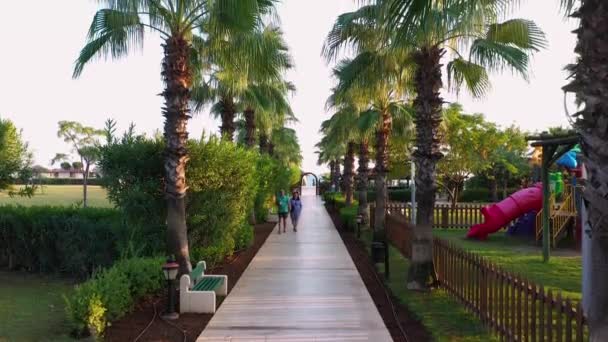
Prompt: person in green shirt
<box><xmin>277</xmin><ymin>189</ymin><xmax>290</xmax><ymax>234</ymax></box>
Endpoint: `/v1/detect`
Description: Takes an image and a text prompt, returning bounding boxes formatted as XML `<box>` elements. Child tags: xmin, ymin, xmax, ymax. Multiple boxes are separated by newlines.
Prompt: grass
<box><xmin>359</xmin><ymin>230</ymin><xmax>496</xmax><ymax>342</ymax></box>
<box><xmin>0</xmin><ymin>185</ymin><xmax>111</xmax><ymax>208</ymax></box>
<box><xmin>433</xmin><ymin>229</ymin><xmax>582</xmax><ymax>300</ymax></box>
<box><xmin>0</xmin><ymin>271</ymin><xmax>76</xmax><ymax>342</ymax></box>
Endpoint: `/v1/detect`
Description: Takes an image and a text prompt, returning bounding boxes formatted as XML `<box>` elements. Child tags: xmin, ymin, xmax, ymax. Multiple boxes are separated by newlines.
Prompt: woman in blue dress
<box><xmin>289</xmin><ymin>190</ymin><xmax>303</xmax><ymax>232</ymax></box>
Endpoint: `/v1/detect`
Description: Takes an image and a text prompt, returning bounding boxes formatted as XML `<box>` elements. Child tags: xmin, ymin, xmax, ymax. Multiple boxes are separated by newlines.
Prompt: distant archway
<box><xmin>300</xmin><ymin>172</ymin><xmax>319</xmax><ymax>195</ymax></box>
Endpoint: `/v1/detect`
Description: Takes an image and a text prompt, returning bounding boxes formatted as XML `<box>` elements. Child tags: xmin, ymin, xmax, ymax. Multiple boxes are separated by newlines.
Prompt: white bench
<box><xmin>179</xmin><ymin>261</ymin><xmax>228</xmax><ymax>314</ymax></box>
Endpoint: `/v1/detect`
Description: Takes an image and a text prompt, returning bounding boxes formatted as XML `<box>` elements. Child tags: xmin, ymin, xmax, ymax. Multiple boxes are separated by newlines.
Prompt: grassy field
<box><xmin>433</xmin><ymin>229</ymin><xmax>582</xmax><ymax>299</ymax></box>
<box><xmin>0</xmin><ymin>185</ymin><xmax>111</xmax><ymax>208</ymax></box>
<box><xmin>0</xmin><ymin>271</ymin><xmax>76</xmax><ymax>342</ymax></box>
<box><xmin>359</xmin><ymin>230</ymin><xmax>495</xmax><ymax>341</ymax></box>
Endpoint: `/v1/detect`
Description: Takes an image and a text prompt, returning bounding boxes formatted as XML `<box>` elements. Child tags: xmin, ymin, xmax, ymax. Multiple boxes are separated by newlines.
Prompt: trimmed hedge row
<box><xmin>323</xmin><ymin>192</ymin><xmax>359</xmax><ymax>230</ymax></box>
<box><xmin>64</xmin><ymin>257</ymin><xmax>164</xmax><ymax>338</ymax></box>
<box><xmin>0</xmin><ymin>206</ymin><xmax>163</xmax><ymax>278</ymax></box>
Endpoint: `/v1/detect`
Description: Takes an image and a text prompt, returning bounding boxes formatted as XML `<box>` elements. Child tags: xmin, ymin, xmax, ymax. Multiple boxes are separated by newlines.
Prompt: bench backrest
<box><xmin>190</xmin><ymin>261</ymin><xmax>207</xmax><ymax>283</ymax></box>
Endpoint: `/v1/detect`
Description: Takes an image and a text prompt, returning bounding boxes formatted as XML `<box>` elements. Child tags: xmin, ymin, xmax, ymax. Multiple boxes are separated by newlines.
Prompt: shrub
<box><xmin>97</xmin><ymin>134</ymin><xmax>165</xmax><ymax>225</ymax></box>
<box><xmin>0</xmin><ymin>206</ymin><xmax>116</xmax><ymax>276</ymax></box>
<box><xmin>235</xmin><ymin>223</ymin><xmax>254</xmax><ymax>251</ymax></box>
<box><xmin>187</xmin><ymin>138</ymin><xmax>258</xmax><ymax>265</ymax></box>
<box><xmin>98</xmin><ymin>134</ymin><xmax>294</xmax><ymax>268</ymax></box>
<box><xmin>65</xmin><ymin>257</ymin><xmax>164</xmax><ymax>337</ymax></box>
<box><xmin>252</xmin><ymin>156</ymin><xmax>298</xmax><ymax>222</ymax></box>
<box><xmin>339</xmin><ymin>204</ymin><xmax>359</xmax><ymax>231</ymax></box>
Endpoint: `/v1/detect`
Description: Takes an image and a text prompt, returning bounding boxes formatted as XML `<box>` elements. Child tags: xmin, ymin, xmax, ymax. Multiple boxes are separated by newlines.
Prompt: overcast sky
<box><xmin>0</xmin><ymin>1</ymin><xmax>577</xmax><ymax>174</ymax></box>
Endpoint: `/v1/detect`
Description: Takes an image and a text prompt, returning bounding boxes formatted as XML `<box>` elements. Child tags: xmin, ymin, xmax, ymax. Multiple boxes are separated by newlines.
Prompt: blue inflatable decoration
<box><xmin>557</xmin><ymin>150</ymin><xmax>578</xmax><ymax>169</ymax></box>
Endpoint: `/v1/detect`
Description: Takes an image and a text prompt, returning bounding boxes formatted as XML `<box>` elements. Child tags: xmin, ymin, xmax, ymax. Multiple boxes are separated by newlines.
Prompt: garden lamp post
<box><xmin>161</xmin><ymin>258</ymin><xmax>180</xmax><ymax>320</ymax></box>
<box><xmin>356</xmin><ymin>214</ymin><xmax>363</xmax><ymax>239</ymax></box>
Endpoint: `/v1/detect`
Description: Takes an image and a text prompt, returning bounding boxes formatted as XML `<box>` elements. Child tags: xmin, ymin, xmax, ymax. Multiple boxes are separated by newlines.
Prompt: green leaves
<box><xmin>74</xmin><ymin>9</ymin><xmax>145</xmax><ymax>78</ymax></box>
<box><xmin>447</xmin><ymin>58</ymin><xmax>491</xmax><ymax>98</ymax></box>
<box><xmin>0</xmin><ymin>118</ymin><xmax>31</xmax><ymax>191</ymax></box>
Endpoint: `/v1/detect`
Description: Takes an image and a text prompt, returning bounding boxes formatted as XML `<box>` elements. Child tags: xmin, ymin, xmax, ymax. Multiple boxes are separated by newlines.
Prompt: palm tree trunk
<box><xmin>162</xmin><ymin>36</ymin><xmax>192</xmax><ymax>275</ymax></box>
<box><xmin>407</xmin><ymin>46</ymin><xmax>444</xmax><ymax>290</ymax></box>
<box><xmin>563</xmin><ymin>1</ymin><xmax>608</xmax><ymax>338</ymax></box>
<box><xmin>220</xmin><ymin>96</ymin><xmax>236</xmax><ymax>141</ymax></box>
<box><xmin>335</xmin><ymin>160</ymin><xmax>342</xmax><ymax>192</ymax></box>
<box><xmin>344</xmin><ymin>142</ymin><xmax>356</xmax><ymax>205</ymax></box>
<box><xmin>489</xmin><ymin>177</ymin><xmax>499</xmax><ymax>202</ymax></box>
<box><xmin>357</xmin><ymin>141</ymin><xmax>370</xmax><ymax>224</ymax></box>
<box><xmin>329</xmin><ymin>160</ymin><xmax>337</xmax><ymax>191</ymax></box>
<box><xmin>373</xmin><ymin>110</ymin><xmax>392</xmax><ymax>239</ymax></box>
<box><xmin>259</xmin><ymin>133</ymin><xmax>269</xmax><ymax>153</ymax></box>
<box><xmin>244</xmin><ymin>108</ymin><xmax>256</xmax><ymax>148</ymax></box>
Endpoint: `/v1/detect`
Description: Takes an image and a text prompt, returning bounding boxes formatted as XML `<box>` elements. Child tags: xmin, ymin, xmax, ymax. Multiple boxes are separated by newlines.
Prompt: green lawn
<box><xmin>0</xmin><ymin>185</ymin><xmax>111</xmax><ymax>208</ymax></box>
<box><xmin>359</xmin><ymin>230</ymin><xmax>495</xmax><ymax>342</ymax></box>
<box><xmin>433</xmin><ymin>229</ymin><xmax>582</xmax><ymax>299</ymax></box>
<box><xmin>0</xmin><ymin>271</ymin><xmax>76</xmax><ymax>342</ymax></box>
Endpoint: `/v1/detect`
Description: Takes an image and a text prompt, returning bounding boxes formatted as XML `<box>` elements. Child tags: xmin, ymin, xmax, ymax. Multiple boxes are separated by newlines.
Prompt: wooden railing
<box><xmin>535</xmin><ymin>186</ymin><xmax>578</xmax><ymax>246</ymax></box>
<box><xmin>433</xmin><ymin>238</ymin><xmax>588</xmax><ymax>341</ymax></box>
<box><xmin>385</xmin><ymin>202</ymin><xmax>486</xmax><ymax>229</ymax></box>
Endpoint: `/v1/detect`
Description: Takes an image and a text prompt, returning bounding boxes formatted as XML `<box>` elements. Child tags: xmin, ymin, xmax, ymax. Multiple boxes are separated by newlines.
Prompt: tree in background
<box><xmin>323</xmin><ymin>3</ymin><xmax>414</xmax><ymax>236</ymax></box>
<box><xmin>53</xmin><ymin>121</ymin><xmax>103</xmax><ymax>208</ymax></box>
<box><xmin>74</xmin><ymin>0</ymin><xmax>278</xmax><ymax>273</ymax></box>
<box><xmin>382</xmin><ymin>0</ymin><xmax>547</xmax><ymax>290</ymax></box>
<box><xmin>560</xmin><ymin>0</ymin><xmax>608</xmax><ymax>337</ymax></box>
<box><xmin>0</xmin><ymin>118</ymin><xmax>33</xmax><ymax>196</ymax></box>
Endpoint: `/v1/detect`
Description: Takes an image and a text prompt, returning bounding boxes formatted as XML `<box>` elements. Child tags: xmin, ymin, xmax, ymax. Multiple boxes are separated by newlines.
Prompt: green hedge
<box><xmin>323</xmin><ymin>191</ymin><xmax>359</xmax><ymax>231</ymax></box>
<box><xmin>0</xmin><ymin>206</ymin><xmax>163</xmax><ymax>278</ymax></box>
<box><xmin>364</xmin><ymin>189</ymin><xmax>412</xmax><ymax>203</ymax></box>
<box><xmin>64</xmin><ymin>257</ymin><xmax>164</xmax><ymax>338</ymax></box>
<box><xmin>339</xmin><ymin>204</ymin><xmax>359</xmax><ymax>231</ymax></box>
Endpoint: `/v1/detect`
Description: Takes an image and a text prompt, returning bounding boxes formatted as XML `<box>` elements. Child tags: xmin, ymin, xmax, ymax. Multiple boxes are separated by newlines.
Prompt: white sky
<box><xmin>0</xmin><ymin>1</ymin><xmax>577</xmax><ymax>174</ymax></box>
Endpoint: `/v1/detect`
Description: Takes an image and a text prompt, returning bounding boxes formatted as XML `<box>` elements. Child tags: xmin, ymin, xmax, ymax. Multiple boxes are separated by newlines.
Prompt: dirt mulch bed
<box><xmin>105</xmin><ymin>222</ymin><xmax>276</xmax><ymax>342</ymax></box>
<box><xmin>327</xmin><ymin>207</ymin><xmax>431</xmax><ymax>342</ymax></box>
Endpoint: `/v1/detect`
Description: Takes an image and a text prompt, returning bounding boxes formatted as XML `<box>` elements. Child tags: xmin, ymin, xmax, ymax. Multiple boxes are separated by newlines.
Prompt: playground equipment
<box><xmin>466</xmin><ymin>184</ymin><xmax>542</xmax><ymax>240</ymax></box>
<box><xmin>467</xmin><ymin>133</ymin><xmax>581</xmax><ymax>263</ymax></box>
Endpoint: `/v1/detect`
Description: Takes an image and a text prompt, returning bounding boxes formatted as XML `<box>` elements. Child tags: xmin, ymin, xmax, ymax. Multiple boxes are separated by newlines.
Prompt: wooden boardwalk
<box><xmin>197</xmin><ymin>187</ymin><xmax>392</xmax><ymax>341</ymax></box>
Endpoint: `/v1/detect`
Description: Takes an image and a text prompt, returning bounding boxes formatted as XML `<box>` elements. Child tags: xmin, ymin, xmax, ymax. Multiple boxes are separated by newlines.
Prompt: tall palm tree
<box><xmin>192</xmin><ymin>24</ymin><xmax>292</xmax><ymax>143</ymax></box>
<box><xmin>320</xmin><ymin>106</ymin><xmax>358</xmax><ymax>205</ymax></box>
<box><xmin>560</xmin><ymin>0</ymin><xmax>608</xmax><ymax>338</ymax></box>
<box><xmin>316</xmin><ymin>123</ymin><xmax>346</xmax><ymax>193</ymax></box>
<box><xmin>73</xmin><ymin>0</ymin><xmax>273</xmax><ymax>273</ymax></box>
<box><xmin>324</xmin><ymin>3</ymin><xmax>414</xmax><ymax>238</ymax></box>
<box><xmin>380</xmin><ymin>0</ymin><xmax>547</xmax><ymax>289</ymax></box>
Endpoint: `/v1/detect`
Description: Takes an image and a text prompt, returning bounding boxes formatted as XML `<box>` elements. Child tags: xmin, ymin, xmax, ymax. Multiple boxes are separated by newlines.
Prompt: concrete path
<box><xmin>197</xmin><ymin>187</ymin><xmax>392</xmax><ymax>341</ymax></box>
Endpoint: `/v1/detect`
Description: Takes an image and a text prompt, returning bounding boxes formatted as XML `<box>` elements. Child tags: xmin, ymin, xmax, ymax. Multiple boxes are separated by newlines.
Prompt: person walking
<box><xmin>277</xmin><ymin>189</ymin><xmax>290</xmax><ymax>234</ymax></box>
<box><xmin>290</xmin><ymin>190</ymin><xmax>303</xmax><ymax>232</ymax></box>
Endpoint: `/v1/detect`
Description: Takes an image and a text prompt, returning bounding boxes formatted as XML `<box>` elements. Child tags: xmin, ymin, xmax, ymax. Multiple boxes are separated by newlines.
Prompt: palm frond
<box><xmin>447</xmin><ymin>58</ymin><xmax>491</xmax><ymax>98</ymax></box>
<box><xmin>73</xmin><ymin>9</ymin><xmax>145</xmax><ymax>77</ymax></box>
<box><xmin>485</xmin><ymin>19</ymin><xmax>547</xmax><ymax>51</ymax></box>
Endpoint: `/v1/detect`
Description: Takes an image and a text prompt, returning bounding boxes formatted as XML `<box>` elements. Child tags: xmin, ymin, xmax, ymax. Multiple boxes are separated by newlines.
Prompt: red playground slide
<box><xmin>466</xmin><ymin>183</ymin><xmax>543</xmax><ymax>240</ymax></box>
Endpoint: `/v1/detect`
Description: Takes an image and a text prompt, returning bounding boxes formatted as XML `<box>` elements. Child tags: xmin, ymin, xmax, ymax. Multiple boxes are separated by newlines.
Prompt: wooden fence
<box><xmin>384</xmin><ymin>202</ymin><xmax>487</xmax><ymax>229</ymax></box>
<box><xmin>433</xmin><ymin>238</ymin><xmax>588</xmax><ymax>341</ymax></box>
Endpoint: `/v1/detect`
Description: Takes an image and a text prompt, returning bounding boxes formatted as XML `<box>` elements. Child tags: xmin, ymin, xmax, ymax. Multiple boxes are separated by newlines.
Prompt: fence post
<box><xmin>441</xmin><ymin>205</ymin><xmax>449</xmax><ymax>228</ymax></box>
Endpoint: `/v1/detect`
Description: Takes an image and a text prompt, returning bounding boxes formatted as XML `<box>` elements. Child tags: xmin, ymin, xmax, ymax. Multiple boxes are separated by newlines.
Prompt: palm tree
<box><xmin>324</xmin><ymin>4</ymin><xmax>414</xmax><ymax>238</ymax></box>
<box><xmin>560</xmin><ymin>0</ymin><xmax>608</xmax><ymax>338</ymax></box>
<box><xmin>320</xmin><ymin>106</ymin><xmax>357</xmax><ymax>205</ymax></box>
<box><xmin>192</xmin><ymin>24</ymin><xmax>292</xmax><ymax>143</ymax></box>
<box><xmin>380</xmin><ymin>0</ymin><xmax>547</xmax><ymax>289</ymax></box>
<box><xmin>74</xmin><ymin>0</ymin><xmax>274</xmax><ymax>274</ymax></box>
